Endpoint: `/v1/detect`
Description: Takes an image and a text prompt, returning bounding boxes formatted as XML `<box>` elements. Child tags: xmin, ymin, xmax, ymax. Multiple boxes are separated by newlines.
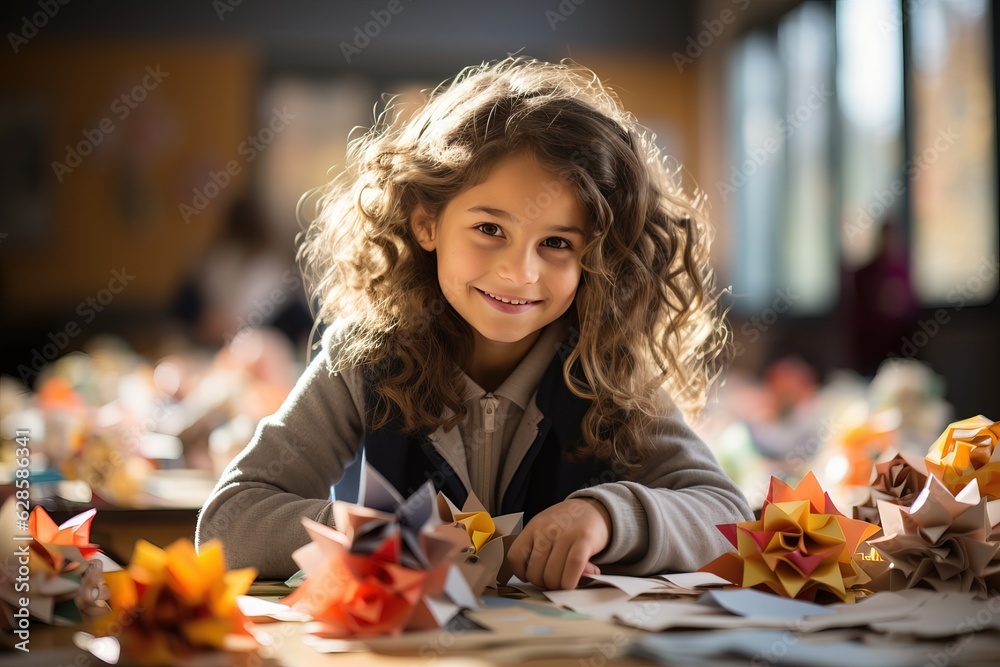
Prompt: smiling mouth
<box><xmin>476</xmin><ymin>288</ymin><xmax>539</xmax><ymax>305</ymax></box>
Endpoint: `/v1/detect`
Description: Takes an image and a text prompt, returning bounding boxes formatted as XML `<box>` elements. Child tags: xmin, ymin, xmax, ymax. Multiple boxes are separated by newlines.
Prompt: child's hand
<box><xmin>508</xmin><ymin>498</ymin><xmax>611</xmax><ymax>590</ymax></box>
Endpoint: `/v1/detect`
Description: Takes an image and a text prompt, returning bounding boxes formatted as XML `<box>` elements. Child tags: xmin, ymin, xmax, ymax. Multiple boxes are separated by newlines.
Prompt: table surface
<box><xmin>7</xmin><ymin>586</ymin><xmax>1000</xmax><ymax>667</ymax></box>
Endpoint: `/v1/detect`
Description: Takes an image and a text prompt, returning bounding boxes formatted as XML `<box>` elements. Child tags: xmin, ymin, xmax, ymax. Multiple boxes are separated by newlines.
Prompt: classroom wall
<box><xmin>0</xmin><ymin>43</ymin><xmax>256</xmax><ymax>320</ymax></box>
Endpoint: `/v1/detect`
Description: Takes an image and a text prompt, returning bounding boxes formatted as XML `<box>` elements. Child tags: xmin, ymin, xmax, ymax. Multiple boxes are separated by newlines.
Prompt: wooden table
<box><xmin>2</xmin><ymin>603</ymin><xmax>653</xmax><ymax>666</ymax></box>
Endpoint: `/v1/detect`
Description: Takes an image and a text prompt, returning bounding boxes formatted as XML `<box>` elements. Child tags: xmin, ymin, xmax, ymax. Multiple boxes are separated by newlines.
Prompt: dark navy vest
<box><xmin>359</xmin><ymin>347</ymin><xmax>618</xmax><ymax>521</ymax></box>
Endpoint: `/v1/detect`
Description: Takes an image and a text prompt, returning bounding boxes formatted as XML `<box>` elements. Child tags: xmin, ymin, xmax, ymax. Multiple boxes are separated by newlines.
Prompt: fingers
<box><xmin>559</xmin><ymin>541</ymin><xmax>594</xmax><ymax>590</ymax></box>
<box><xmin>505</xmin><ymin>500</ymin><xmax>611</xmax><ymax>590</ymax></box>
<box><xmin>76</xmin><ymin>559</ymin><xmax>111</xmax><ymax>616</ymax></box>
<box><xmin>508</xmin><ymin>532</ymin><xmax>531</xmax><ymax>582</ymax></box>
<box><xmin>525</xmin><ymin>539</ymin><xmax>551</xmax><ymax>587</ymax></box>
<box><xmin>527</xmin><ymin>539</ymin><xmax>595</xmax><ymax>590</ymax></box>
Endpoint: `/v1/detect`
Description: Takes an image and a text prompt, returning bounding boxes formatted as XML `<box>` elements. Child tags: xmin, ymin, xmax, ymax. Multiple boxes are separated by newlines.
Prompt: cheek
<box><xmin>436</xmin><ymin>246</ymin><xmax>482</xmax><ymax>292</ymax></box>
<box><xmin>552</xmin><ymin>264</ymin><xmax>583</xmax><ymax>301</ymax></box>
<box><xmin>443</xmin><ymin>244</ymin><xmax>487</xmax><ymax>278</ymax></box>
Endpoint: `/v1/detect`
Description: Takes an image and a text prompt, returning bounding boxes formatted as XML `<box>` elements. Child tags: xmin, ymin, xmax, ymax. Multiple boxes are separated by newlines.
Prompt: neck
<box><xmin>465</xmin><ymin>329</ymin><xmax>542</xmax><ymax>392</ymax></box>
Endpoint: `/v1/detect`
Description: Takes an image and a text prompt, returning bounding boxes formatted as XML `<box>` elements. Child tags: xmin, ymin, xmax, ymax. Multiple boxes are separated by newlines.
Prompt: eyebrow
<box><xmin>467</xmin><ymin>206</ymin><xmax>586</xmax><ymax>236</ymax></box>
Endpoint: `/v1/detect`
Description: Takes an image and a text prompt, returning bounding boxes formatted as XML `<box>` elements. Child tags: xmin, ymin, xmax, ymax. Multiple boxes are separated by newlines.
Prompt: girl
<box><xmin>197</xmin><ymin>57</ymin><xmax>753</xmax><ymax>591</ymax></box>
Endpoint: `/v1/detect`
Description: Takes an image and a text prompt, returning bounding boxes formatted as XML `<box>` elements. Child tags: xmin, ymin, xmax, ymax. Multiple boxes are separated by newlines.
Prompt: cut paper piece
<box><xmin>701</xmin><ymin>472</ymin><xmax>881</xmax><ymax>602</ymax></box>
<box><xmin>611</xmin><ymin>599</ymin><xmax>796</xmax><ymax>631</ymax></box>
<box><xmin>503</xmin><ymin>576</ymin><xmax>550</xmax><ymax>600</ymax></box>
<box><xmin>796</xmin><ymin>590</ymin><xmax>926</xmax><ymax>632</ymax></box>
<box><xmin>868</xmin><ymin>590</ymin><xmax>1000</xmax><ymax>637</ymax></box>
<box><xmin>311</xmin><ymin>603</ymin><xmax>629</xmax><ymax>659</ymax></box>
<box><xmin>236</xmin><ymin>595</ymin><xmax>311</xmax><ymax>622</ymax></box>
<box><xmin>543</xmin><ymin>586</ymin><xmax>635</xmax><ymax>621</ymax></box>
<box><xmin>0</xmin><ymin>501</ymin><xmax>119</xmax><ymax>627</ymax></box>
<box><xmin>282</xmin><ymin>467</ymin><xmax>478</xmax><ymax>637</ymax></box>
<box><xmin>580</xmin><ymin>573</ymin><xmax>673</xmax><ymax>598</ymax></box>
<box><xmin>545</xmin><ymin>573</ymin><xmax>731</xmax><ymax>622</ymax></box>
<box><xmin>631</xmin><ymin>629</ymin><xmax>922</xmax><ymax>667</ymax></box>
<box><xmin>700</xmin><ymin>588</ymin><xmax>835</xmax><ymax>620</ymax></box>
<box><xmin>92</xmin><ymin>538</ymin><xmax>257</xmax><ymax>666</ymax></box>
<box><xmin>657</xmin><ymin>571</ymin><xmax>730</xmax><ymax>590</ymax></box>
<box><xmin>867</xmin><ymin>476</ymin><xmax>1000</xmax><ymax>596</ymax></box>
<box><xmin>925</xmin><ymin>415</ymin><xmax>1000</xmax><ymax>500</ymax></box>
<box><xmin>435</xmin><ymin>490</ymin><xmax>522</xmax><ymax>595</ymax></box>
<box><xmin>854</xmin><ymin>452</ymin><xmax>929</xmax><ymax>527</ymax></box>
<box><xmin>73</xmin><ymin>632</ymin><xmax>122</xmax><ymax>664</ymax></box>
<box><xmin>465</xmin><ymin>602</ymin><xmax>636</xmax><ymax>644</ymax></box>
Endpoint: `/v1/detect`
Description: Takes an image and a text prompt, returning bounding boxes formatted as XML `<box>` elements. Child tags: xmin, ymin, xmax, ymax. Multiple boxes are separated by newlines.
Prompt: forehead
<box><xmin>447</xmin><ymin>153</ymin><xmax>587</xmax><ymax>230</ymax></box>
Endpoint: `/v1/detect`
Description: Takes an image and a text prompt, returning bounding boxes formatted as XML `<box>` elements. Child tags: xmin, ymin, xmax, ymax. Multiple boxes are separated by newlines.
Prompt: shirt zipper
<box><xmin>482</xmin><ymin>393</ymin><xmax>499</xmax><ymax>507</ymax></box>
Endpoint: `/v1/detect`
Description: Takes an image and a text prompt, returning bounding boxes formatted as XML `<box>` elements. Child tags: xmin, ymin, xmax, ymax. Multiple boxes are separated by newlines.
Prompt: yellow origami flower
<box><xmin>925</xmin><ymin>415</ymin><xmax>999</xmax><ymax>499</ymax></box>
<box><xmin>701</xmin><ymin>472</ymin><xmax>880</xmax><ymax>602</ymax></box>
<box><xmin>93</xmin><ymin>539</ymin><xmax>257</xmax><ymax>665</ymax></box>
<box><xmin>434</xmin><ymin>490</ymin><xmax>522</xmax><ymax>595</ymax></box>
<box><xmin>454</xmin><ymin>511</ymin><xmax>496</xmax><ymax>553</ymax></box>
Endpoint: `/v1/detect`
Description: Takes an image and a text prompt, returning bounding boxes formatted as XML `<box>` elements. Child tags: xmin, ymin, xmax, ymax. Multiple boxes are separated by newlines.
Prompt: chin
<box><xmin>471</xmin><ymin>322</ymin><xmax>538</xmax><ymax>345</ymax></box>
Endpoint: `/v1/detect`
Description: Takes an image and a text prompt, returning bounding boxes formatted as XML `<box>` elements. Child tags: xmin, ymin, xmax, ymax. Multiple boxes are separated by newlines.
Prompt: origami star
<box><xmin>282</xmin><ymin>468</ymin><xmax>477</xmax><ymax>637</ymax></box>
<box><xmin>854</xmin><ymin>452</ymin><xmax>929</xmax><ymax>528</ymax></box>
<box><xmin>701</xmin><ymin>472</ymin><xmax>880</xmax><ymax>602</ymax></box>
<box><xmin>868</xmin><ymin>476</ymin><xmax>1000</xmax><ymax>597</ymax></box>
<box><xmin>93</xmin><ymin>539</ymin><xmax>257</xmax><ymax>665</ymax></box>
<box><xmin>925</xmin><ymin>415</ymin><xmax>1000</xmax><ymax>500</ymax></box>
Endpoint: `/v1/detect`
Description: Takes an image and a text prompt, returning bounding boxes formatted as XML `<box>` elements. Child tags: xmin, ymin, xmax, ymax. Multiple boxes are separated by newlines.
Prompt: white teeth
<box><xmin>484</xmin><ymin>291</ymin><xmax>530</xmax><ymax>305</ymax></box>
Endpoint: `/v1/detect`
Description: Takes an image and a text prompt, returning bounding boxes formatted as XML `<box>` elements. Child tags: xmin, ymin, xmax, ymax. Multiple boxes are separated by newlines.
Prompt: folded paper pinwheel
<box><xmin>925</xmin><ymin>415</ymin><xmax>999</xmax><ymax>500</ymax></box>
<box><xmin>0</xmin><ymin>501</ymin><xmax>119</xmax><ymax>627</ymax></box>
<box><xmin>701</xmin><ymin>472</ymin><xmax>880</xmax><ymax>602</ymax></box>
<box><xmin>282</xmin><ymin>467</ymin><xmax>478</xmax><ymax>637</ymax></box>
<box><xmin>867</xmin><ymin>476</ymin><xmax>1000</xmax><ymax>597</ymax></box>
<box><xmin>434</xmin><ymin>491</ymin><xmax>522</xmax><ymax>595</ymax></box>
<box><xmin>91</xmin><ymin>539</ymin><xmax>258</xmax><ymax>665</ymax></box>
<box><xmin>853</xmin><ymin>452</ymin><xmax>929</xmax><ymax>527</ymax></box>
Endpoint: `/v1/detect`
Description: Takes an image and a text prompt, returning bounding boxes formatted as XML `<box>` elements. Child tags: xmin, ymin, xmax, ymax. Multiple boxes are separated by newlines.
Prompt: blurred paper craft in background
<box><xmin>0</xmin><ymin>328</ymin><xmax>299</xmax><ymax>510</ymax></box>
<box><xmin>699</xmin><ymin>356</ymin><xmax>950</xmax><ymax>511</ymax></box>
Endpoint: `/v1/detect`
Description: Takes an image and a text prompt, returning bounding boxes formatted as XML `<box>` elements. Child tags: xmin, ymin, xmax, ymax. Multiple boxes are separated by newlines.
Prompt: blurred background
<box><xmin>0</xmin><ymin>0</ymin><xmax>996</xmax><ymax>551</ymax></box>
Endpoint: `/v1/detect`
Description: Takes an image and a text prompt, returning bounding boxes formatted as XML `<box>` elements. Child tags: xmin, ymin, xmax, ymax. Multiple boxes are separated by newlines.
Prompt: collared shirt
<box><xmin>428</xmin><ymin>317</ymin><xmax>569</xmax><ymax>513</ymax></box>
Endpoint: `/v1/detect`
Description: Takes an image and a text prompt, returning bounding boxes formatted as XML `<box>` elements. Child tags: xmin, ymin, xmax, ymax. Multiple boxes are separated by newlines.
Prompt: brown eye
<box><xmin>476</xmin><ymin>223</ymin><xmax>503</xmax><ymax>237</ymax></box>
<box><xmin>542</xmin><ymin>237</ymin><xmax>572</xmax><ymax>250</ymax></box>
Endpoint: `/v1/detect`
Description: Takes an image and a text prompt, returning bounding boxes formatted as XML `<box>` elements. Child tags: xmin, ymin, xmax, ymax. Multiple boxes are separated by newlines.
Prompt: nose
<box><xmin>497</xmin><ymin>244</ymin><xmax>539</xmax><ymax>285</ymax></box>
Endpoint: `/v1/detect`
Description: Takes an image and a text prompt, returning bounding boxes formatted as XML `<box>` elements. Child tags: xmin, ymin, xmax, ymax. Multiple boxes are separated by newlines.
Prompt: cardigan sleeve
<box><xmin>195</xmin><ymin>325</ymin><xmax>366</xmax><ymax>578</ymax></box>
<box><xmin>567</xmin><ymin>388</ymin><xmax>752</xmax><ymax>574</ymax></box>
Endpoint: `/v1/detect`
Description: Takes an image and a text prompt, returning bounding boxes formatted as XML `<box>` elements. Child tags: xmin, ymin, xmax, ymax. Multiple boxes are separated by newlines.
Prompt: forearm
<box><xmin>196</xmin><ymin>324</ymin><xmax>366</xmax><ymax>578</ymax></box>
<box><xmin>197</xmin><ymin>480</ymin><xmax>337</xmax><ymax>578</ymax></box>
<box><xmin>569</xmin><ymin>478</ymin><xmax>752</xmax><ymax>574</ymax></box>
<box><xmin>196</xmin><ymin>417</ymin><xmax>354</xmax><ymax>577</ymax></box>
<box><xmin>568</xmin><ymin>388</ymin><xmax>752</xmax><ymax>575</ymax></box>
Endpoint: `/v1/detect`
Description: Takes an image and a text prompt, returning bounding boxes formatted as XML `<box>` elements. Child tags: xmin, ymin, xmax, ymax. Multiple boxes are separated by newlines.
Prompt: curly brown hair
<box><xmin>298</xmin><ymin>57</ymin><xmax>728</xmax><ymax>470</ymax></box>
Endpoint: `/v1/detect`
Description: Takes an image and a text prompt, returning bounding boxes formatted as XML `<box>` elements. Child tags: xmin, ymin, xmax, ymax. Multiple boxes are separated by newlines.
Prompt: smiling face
<box><xmin>411</xmin><ymin>152</ymin><xmax>587</xmax><ymax>361</ymax></box>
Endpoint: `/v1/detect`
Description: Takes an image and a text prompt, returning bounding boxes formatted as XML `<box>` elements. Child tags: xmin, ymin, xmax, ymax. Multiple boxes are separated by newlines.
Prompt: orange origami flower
<box><xmin>94</xmin><ymin>539</ymin><xmax>257</xmax><ymax>665</ymax></box>
<box><xmin>283</xmin><ymin>469</ymin><xmax>477</xmax><ymax>638</ymax></box>
<box><xmin>29</xmin><ymin>506</ymin><xmax>101</xmax><ymax>573</ymax></box>
<box><xmin>282</xmin><ymin>528</ymin><xmax>429</xmax><ymax>637</ymax></box>
<box><xmin>701</xmin><ymin>472</ymin><xmax>880</xmax><ymax>602</ymax></box>
<box><xmin>925</xmin><ymin>415</ymin><xmax>1000</xmax><ymax>500</ymax></box>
